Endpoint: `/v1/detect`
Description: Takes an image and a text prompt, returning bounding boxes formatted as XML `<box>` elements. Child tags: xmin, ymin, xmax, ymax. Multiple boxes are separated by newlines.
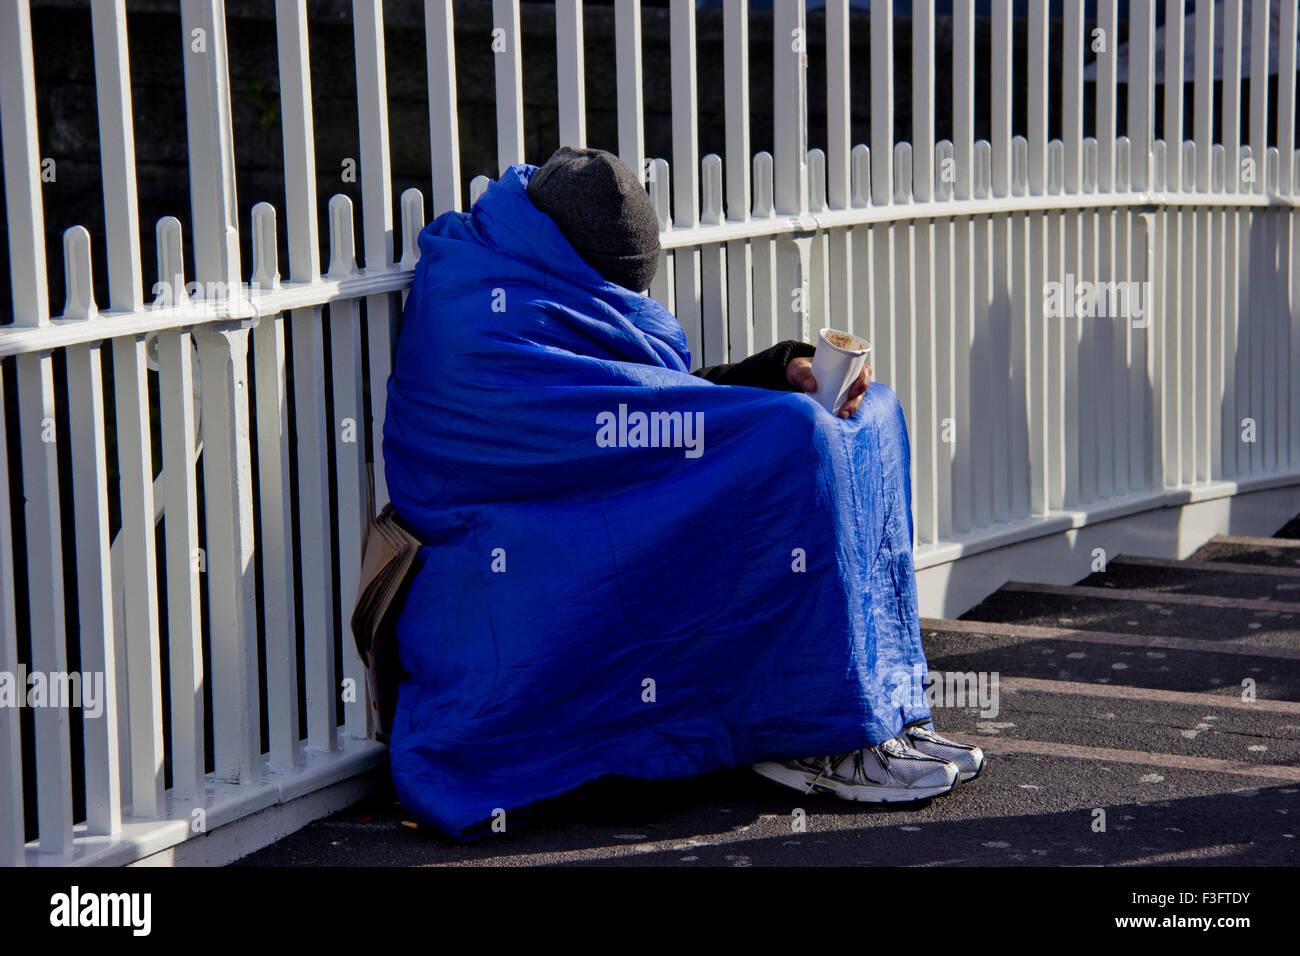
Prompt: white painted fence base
<box><xmin>129</xmin><ymin>758</ymin><xmax>385</xmax><ymax>868</ymax></box>
<box><xmin>21</xmin><ymin>738</ymin><xmax>385</xmax><ymax>868</ymax></box>
<box><xmin>917</xmin><ymin>477</ymin><xmax>1300</xmax><ymax>619</ymax></box>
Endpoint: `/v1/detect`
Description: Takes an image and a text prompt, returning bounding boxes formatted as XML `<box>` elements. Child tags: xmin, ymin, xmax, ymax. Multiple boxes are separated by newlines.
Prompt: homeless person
<box><xmin>381</xmin><ymin>145</ymin><xmax>983</xmax><ymax>840</ymax></box>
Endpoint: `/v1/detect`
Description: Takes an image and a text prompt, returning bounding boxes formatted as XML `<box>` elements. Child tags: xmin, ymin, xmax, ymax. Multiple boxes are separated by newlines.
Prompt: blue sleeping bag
<box><xmin>382</xmin><ymin>163</ymin><xmax>932</xmax><ymax>839</ymax></box>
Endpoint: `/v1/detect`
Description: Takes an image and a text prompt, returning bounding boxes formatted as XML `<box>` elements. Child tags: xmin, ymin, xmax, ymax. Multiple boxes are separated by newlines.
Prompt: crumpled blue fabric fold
<box><xmin>382</xmin><ymin>163</ymin><xmax>933</xmax><ymax>840</ymax></box>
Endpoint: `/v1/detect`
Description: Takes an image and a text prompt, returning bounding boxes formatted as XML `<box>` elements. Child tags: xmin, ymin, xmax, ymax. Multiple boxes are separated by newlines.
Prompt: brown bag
<box><xmin>351</xmin><ymin>475</ymin><xmax>422</xmax><ymax>743</ymax></box>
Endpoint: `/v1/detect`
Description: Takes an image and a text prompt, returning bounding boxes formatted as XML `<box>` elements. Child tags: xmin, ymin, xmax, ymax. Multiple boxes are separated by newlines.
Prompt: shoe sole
<box><xmin>753</xmin><ymin>761</ymin><xmax>959</xmax><ymax>803</ymax></box>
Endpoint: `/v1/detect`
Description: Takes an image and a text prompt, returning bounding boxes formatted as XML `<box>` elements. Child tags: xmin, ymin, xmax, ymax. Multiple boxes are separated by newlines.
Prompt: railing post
<box><xmin>773</xmin><ymin>0</ymin><xmax>808</xmax><ymax>219</ymax></box>
<box><xmin>492</xmin><ymin>0</ymin><xmax>525</xmax><ymax>172</ymax></box>
<box><xmin>276</xmin><ymin>0</ymin><xmax>338</xmax><ymax>754</ymax></box>
<box><xmin>774</xmin><ymin>1</ymin><xmax>811</xmax><ymax>345</ymax></box>
<box><xmin>354</xmin><ymin>0</ymin><xmax>396</xmax><ymax>515</ymax></box>
<box><xmin>615</xmin><ymin>0</ymin><xmax>644</xmax><ymax>184</ymax></box>
<box><xmin>2</xmin><ymin>0</ymin><xmax>73</xmax><ymax>856</ymax></box>
<box><xmin>0</xmin><ymin>360</ymin><xmax>23</xmax><ymax>864</ymax></box>
<box><xmin>182</xmin><ymin>0</ymin><xmax>262</xmax><ymax>784</ymax></box>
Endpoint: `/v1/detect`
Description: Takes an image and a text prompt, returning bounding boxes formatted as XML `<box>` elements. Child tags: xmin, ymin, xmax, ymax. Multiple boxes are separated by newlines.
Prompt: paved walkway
<box><xmin>237</xmin><ymin>520</ymin><xmax>1300</xmax><ymax>866</ymax></box>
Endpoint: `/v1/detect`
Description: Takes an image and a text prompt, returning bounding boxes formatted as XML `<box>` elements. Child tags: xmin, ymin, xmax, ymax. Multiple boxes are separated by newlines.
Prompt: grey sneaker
<box><xmin>904</xmin><ymin>720</ymin><xmax>985</xmax><ymax>782</ymax></box>
<box><xmin>753</xmin><ymin>735</ymin><xmax>960</xmax><ymax>802</ymax></box>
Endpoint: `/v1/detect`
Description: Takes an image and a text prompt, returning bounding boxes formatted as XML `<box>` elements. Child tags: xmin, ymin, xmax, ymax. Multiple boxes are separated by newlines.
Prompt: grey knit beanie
<box><xmin>527</xmin><ymin>145</ymin><xmax>661</xmax><ymax>292</ymax></box>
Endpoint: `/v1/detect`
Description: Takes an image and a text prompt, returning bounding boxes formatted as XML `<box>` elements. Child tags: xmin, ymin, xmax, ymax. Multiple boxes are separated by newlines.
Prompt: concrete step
<box><xmin>920</xmin><ymin>621</ymin><xmax>1300</xmax><ymax>702</ymax></box>
<box><xmin>1190</xmin><ymin>534</ymin><xmax>1300</xmax><ymax>569</ymax></box>
<box><xmin>1077</xmin><ymin>555</ymin><xmax>1300</xmax><ymax>602</ymax></box>
<box><xmin>931</xmin><ymin>680</ymin><xmax>1300</xmax><ymax>770</ymax></box>
<box><xmin>962</xmin><ymin>582</ymin><xmax>1300</xmax><ymax>648</ymax></box>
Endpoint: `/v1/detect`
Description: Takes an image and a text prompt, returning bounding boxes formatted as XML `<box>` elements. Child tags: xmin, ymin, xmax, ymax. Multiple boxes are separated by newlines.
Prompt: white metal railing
<box><xmin>2</xmin><ymin>0</ymin><xmax>1299</xmax><ymax>864</ymax></box>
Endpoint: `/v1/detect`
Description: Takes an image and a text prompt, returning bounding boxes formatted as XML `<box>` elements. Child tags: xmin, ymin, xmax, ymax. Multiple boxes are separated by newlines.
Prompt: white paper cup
<box><xmin>810</xmin><ymin>328</ymin><xmax>871</xmax><ymax>415</ymax></box>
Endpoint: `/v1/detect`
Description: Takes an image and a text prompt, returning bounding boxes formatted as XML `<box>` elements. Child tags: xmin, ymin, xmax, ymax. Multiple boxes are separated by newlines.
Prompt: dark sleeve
<box><xmin>691</xmin><ymin>339</ymin><xmax>817</xmax><ymax>391</ymax></box>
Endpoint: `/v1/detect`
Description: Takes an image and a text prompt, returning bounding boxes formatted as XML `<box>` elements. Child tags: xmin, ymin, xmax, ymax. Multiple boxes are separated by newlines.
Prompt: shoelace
<box><xmin>801</xmin><ymin>738</ymin><xmax>922</xmax><ymax>793</ymax></box>
<box><xmin>909</xmin><ymin>721</ymin><xmax>940</xmax><ymax>744</ymax></box>
<box><xmin>802</xmin><ymin>755</ymin><xmax>836</xmax><ymax>794</ymax></box>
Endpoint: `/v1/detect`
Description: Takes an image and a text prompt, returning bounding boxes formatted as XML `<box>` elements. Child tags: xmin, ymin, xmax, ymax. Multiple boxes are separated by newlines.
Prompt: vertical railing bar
<box><xmin>1028</xmin><ymin>1</ymin><xmax>1048</xmax><ymax>196</ymax></box>
<box><xmin>353</xmin><ymin>0</ymin><xmax>397</xmax><ymax>518</ymax></box>
<box><xmin>670</xmin><ymin>0</ymin><xmax>700</xmax><ymax>227</ymax></box>
<box><xmin>2</xmin><ymin>1</ymin><xmax>75</xmax><ymax>853</ymax></box>
<box><xmin>826</xmin><ymin>0</ymin><xmax>850</xmax><ymax>210</ymax></box>
<box><xmin>556</xmin><ymin>0</ymin><xmax>586</xmax><ymax>148</ymax></box>
<box><xmin>1209</xmin><ymin>145</ymin><xmax>1226</xmax><ymax>479</ymax></box>
<box><xmin>85</xmin><ymin>0</ymin><xmax>147</xmax><ymax>837</ymax></box>
<box><xmin>891</xmin><ymin>143</ymin><xmax>917</xmax><ymax>532</ymax></box>
<box><xmin>275</xmin><ymin>0</ymin><xmax>322</xmax><ymax>281</ymax></box>
<box><xmin>90</xmin><ymin>0</ymin><xmax>145</xmax><ymax>311</ymax></box>
<box><xmin>0</xmin><ymin>0</ymin><xmax>50</xmax><ymax>329</ymax></box>
<box><xmin>1060</xmin><ymin>1</ymin><xmax>1084</xmax><ymax>507</ymax></box>
<box><xmin>649</xmin><ymin>158</ymin><xmax>676</xmax><ymax>313</ymax></box>
<box><xmin>1097</xmin><ymin>0</ymin><xmax>1117</xmax><ymax>193</ymax></box>
<box><xmin>61</xmin><ymin>228</ymin><xmax>122</xmax><ymax>836</ymax></box>
<box><xmin>723</xmin><ymin>0</ymin><xmax>750</xmax><ymax>222</ymax></box>
<box><xmin>615</xmin><ymin>0</ymin><xmax>645</xmax><ymax>178</ymax></box>
<box><xmin>1063</xmin><ymin>1</ymin><xmax>1084</xmax><ymax>195</ymax></box>
<box><xmin>181</xmin><ymin>0</ymin><xmax>240</xmax><ymax>286</ymax></box>
<box><xmin>1178</xmin><ymin>141</ymin><xmax>1198</xmax><ymax>482</ymax></box>
<box><xmin>1194</xmin><ymin>0</ymin><xmax>1216</xmax><ymax>193</ymax></box>
<box><xmin>182</xmin><ymin>0</ymin><xmax>260</xmax><ymax>783</ymax></box>
<box><xmin>823</xmin><ymin>1</ymin><xmax>852</xmax><ymax>367</ymax></box>
<box><xmin>425</xmin><ymin>0</ymin><xmax>462</xmax><ymax>215</ymax></box>
<box><xmin>1166</xmin><ymin>0</ymin><xmax>1186</xmax><ymax>193</ymax></box>
<box><xmin>774</xmin><ymin>0</ymin><xmax>808</xmax><ymax>215</ymax></box>
<box><xmin>1277</xmin><ymin>0</ymin><xmax>1297</xmax><ymax>196</ymax></box>
<box><xmin>353</xmin><ymin>0</ymin><xmax>395</xmax><ymax>275</ymax></box>
<box><xmin>870</xmin><ymin>0</ymin><xmax>892</xmax><ymax>205</ymax></box>
<box><xmin>1222</xmin><ymin>1</ymin><xmax>1244</xmax><ymax>195</ymax></box>
<box><xmin>0</xmin><ymin>360</ymin><xmax>24</xmax><ymax>863</ymax></box>
<box><xmin>14</xmin><ymin>352</ymin><xmax>74</xmax><ymax>852</ymax></box>
<box><xmin>950</xmin><ymin>0</ymin><xmax>974</xmax><ymax>535</ymax></box>
<box><xmin>1098</xmin><ymin>0</ymin><xmax>1120</xmax><ymax>497</ymax></box>
<box><xmin>108</xmin><ymin>225</ymin><xmax>165</xmax><ymax>811</ymax></box>
<box><xmin>953</xmin><ymin>2</ymin><xmax>973</xmax><ymax>202</ymax></box>
<box><xmin>1010</xmin><ymin>136</ymin><xmax>1030</xmax><ymax>519</ymax></box>
<box><xmin>701</xmin><ymin>154</ymin><xmax>729</xmax><ymax>365</ymax></box>
<box><xmin>492</xmin><ymin>0</ymin><xmax>525</xmax><ymax>172</ymax></box>
<box><xmin>1129</xmin><ymin>0</ymin><xmax>1155</xmax><ymax>193</ymax></box>
<box><xmin>1248</xmin><ymin>0</ymin><xmax>1271</xmax><ymax>197</ymax></box>
<box><xmin>249</xmin><ymin>202</ymin><xmax>302</xmax><ymax>766</ymax></box>
<box><xmin>911</xmin><ymin>2</ymin><xmax>934</xmax><ymax>205</ymax></box>
<box><xmin>1292</xmin><ymin>150</ymin><xmax>1300</xmax><ymax>467</ymax></box>
<box><xmin>293</xmin><ymin>305</ymin><xmax>337</xmax><ymax>753</ymax></box>
<box><xmin>991</xmin><ymin>0</ymin><xmax>1012</xmax><ymax>198</ymax></box>
<box><xmin>724</xmin><ymin>0</ymin><xmax>752</xmax><ymax>361</ymax></box>
<box><xmin>934</xmin><ymin>150</ymin><xmax>956</xmax><ymax>536</ymax></box>
<box><xmin>751</xmin><ymin>152</ymin><xmax>778</xmax><ymax>349</ymax></box>
<box><xmin>1026</xmin><ymin>0</ymin><xmax>1050</xmax><ymax>514</ymax></box>
<box><xmin>157</xmin><ymin>321</ymin><xmax>207</xmax><ymax>794</ymax></box>
<box><xmin>326</xmin><ymin>196</ymin><xmax>370</xmax><ymax>742</ymax></box>
<box><xmin>1163</xmin><ymin>0</ymin><xmax>1187</xmax><ymax>485</ymax></box>
<box><xmin>671</xmin><ymin>0</ymin><xmax>704</xmax><ymax>363</ymax></box>
<box><xmin>275</xmin><ymin>0</ymin><xmax>337</xmax><ymax>753</ymax></box>
<box><xmin>1277</xmin><ymin>146</ymin><xmax>1287</xmax><ymax>471</ymax></box>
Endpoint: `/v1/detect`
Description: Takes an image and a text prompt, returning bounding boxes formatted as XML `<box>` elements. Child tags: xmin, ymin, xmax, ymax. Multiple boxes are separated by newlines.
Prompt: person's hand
<box><xmin>786</xmin><ymin>357</ymin><xmax>872</xmax><ymax>419</ymax></box>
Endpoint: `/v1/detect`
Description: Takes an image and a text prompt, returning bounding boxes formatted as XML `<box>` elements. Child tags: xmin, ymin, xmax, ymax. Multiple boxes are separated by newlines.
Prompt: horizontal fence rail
<box><xmin>2</xmin><ymin>0</ymin><xmax>1299</xmax><ymax>864</ymax></box>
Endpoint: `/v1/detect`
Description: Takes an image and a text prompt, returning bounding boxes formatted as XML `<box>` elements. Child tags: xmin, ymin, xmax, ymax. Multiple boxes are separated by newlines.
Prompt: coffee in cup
<box><xmin>809</xmin><ymin>327</ymin><xmax>871</xmax><ymax>415</ymax></box>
